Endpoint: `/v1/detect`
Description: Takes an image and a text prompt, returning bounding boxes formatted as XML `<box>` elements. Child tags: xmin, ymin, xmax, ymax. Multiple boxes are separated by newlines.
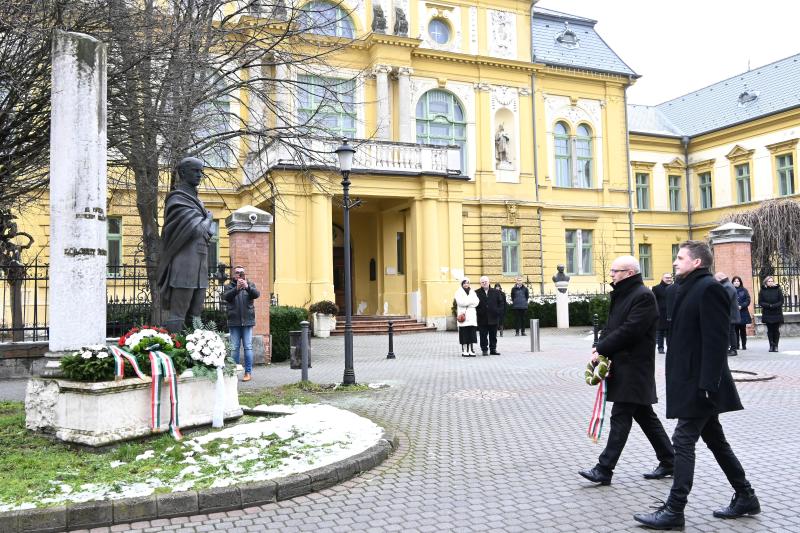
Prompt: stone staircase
<box><xmin>329</xmin><ymin>315</ymin><xmax>437</xmax><ymax>336</ymax></box>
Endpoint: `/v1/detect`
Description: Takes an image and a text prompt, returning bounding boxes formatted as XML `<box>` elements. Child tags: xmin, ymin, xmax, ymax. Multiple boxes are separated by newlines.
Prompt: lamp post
<box><xmin>335</xmin><ymin>140</ymin><xmax>359</xmax><ymax>385</ymax></box>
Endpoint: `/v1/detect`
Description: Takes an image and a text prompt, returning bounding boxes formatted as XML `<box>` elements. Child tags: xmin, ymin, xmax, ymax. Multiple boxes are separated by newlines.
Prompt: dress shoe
<box><xmin>490</xmin><ymin>350</ymin><xmax>500</xmax><ymax>355</ymax></box>
<box><xmin>741</xmin><ymin>345</ymin><xmax>746</xmax><ymax>350</ymax></box>
<box><xmin>578</xmin><ymin>467</ymin><xmax>611</xmax><ymax>485</ymax></box>
<box><xmin>515</xmin><ymin>331</ymin><xmax>519</xmax><ymax>336</ymax></box>
<box><xmin>242</xmin><ymin>373</ymin><xmax>252</xmax><ymax>382</ymax></box>
<box><xmin>643</xmin><ymin>464</ymin><xmax>674</xmax><ymax>479</ymax></box>
<box><xmin>633</xmin><ymin>504</ymin><xmax>685</xmax><ymax>530</ymax></box>
<box><xmin>727</xmin><ymin>349</ymin><xmax>737</xmax><ymax>356</ymax></box>
<box><xmin>658</xmin><ymin>349</ymin><xmax>665</xmax><ymax>354</ymax></box>
<box><xmin>713</xmin><ymin>490</ymin><xmax>761</xmax><ymax>519</ymax></box>
<box><xmin>481</xmin><ymin>350</ymin><xmax>489</xmax><ymax>356</ymax></box>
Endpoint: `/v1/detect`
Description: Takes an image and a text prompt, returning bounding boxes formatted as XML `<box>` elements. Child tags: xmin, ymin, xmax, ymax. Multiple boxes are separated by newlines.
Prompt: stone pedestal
<box><xmin>226</xmin><ymin>206</ymin><xmax>273</xmax><ymax>363</ymax></box>
<box><xmin>710</xmin><ymin>222</ymin><xmax>755</xmax><ymax>335</ymax></box>
<box><xmin>25</xmin><ymin>375</ymin><xmax>243</xmax><ymax>447</ymax></box>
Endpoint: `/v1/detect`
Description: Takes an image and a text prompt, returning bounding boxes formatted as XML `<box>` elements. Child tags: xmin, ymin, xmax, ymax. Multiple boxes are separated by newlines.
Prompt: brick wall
<box><xmin>229</xmin><ymin>231</ymin><xmax>271</xmax><ymax>363</ymax></box>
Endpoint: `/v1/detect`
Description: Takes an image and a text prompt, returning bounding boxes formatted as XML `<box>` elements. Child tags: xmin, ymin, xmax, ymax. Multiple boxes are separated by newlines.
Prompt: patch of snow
<box><xmin>250</xmin><ymin>403</ymin><xmax>297</xmax><ymax>414</ymax></box>
<box><xmin>109</xmin><ymin>461</ymin><xmax>126</xmax><ymax>468</ymax></box>
<box><xmin>135</xmin><ymin>450</ymin><xmax>155</xmax><ymax>461</ymax></box>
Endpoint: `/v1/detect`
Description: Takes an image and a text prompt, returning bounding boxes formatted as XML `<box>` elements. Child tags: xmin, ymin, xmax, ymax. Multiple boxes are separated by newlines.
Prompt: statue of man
<box><xmin>157</xmin><ymin>157</ymin><xmax>216</xmax><ymax>333</ymax></box>
<box><xmin>495</xmin><ymin>124</ymin><xmax>510</xmax><ymax>166</ymax></box>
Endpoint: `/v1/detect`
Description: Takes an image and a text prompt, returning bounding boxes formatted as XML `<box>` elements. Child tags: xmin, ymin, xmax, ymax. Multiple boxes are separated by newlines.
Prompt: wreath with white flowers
<box><xmin>185</xmin><ymin>329</ymin><xmax>227</xmax><ymax>368</ymax></box>
<box><xmin>121</xmin><ymin>327</ymin><xmax>174</xmax><ymax>353</ymax></box>
<box><xmin>61</xmin><ymin>345</ymin><xmax>114</xmax><ymax>381</ymax></box>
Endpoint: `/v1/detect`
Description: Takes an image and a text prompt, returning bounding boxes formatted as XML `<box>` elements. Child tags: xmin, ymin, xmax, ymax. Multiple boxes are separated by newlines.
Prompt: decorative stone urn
<box><xmin>313</xmin><ymin>313</ymin><xmax>337</xmax><ymax>338</ymax></box>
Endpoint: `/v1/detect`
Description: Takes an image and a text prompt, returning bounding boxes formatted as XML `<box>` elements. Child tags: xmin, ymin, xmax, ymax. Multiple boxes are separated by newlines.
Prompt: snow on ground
<box><xmin>0</xmin><ymin>404</ymin><xmax>384</xmax><ymax>511</ymax></box>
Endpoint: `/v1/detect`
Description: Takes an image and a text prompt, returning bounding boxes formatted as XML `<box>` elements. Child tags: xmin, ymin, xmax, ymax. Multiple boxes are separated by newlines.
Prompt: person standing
<box><xmin>651</xmin><ymin>273</ymin><xmax>673</xmax><ymax>354</ymax></box>
<box><xmin>510</xmin><ymin>277</ymin><xmax>529</xmax><ymax>336</ymax></box>
<box><xmin>476</xmin><ymin>276</ymin><xmax>504</xmax><ymax>355</ymax></box>
<box><xmin>714</xmin><ymin>272</ymin><xmax>740</xmax><ymax>357</ymax></box>
<box><xmin>634</xmin><ymin>241</ymin><xmax>760</xmax><ymax>530</ymax></box>
<box><xmin>494</xmin><ymin>283</ymin><xmax>508</xmax><ymax>337</ymax></box>
<box><xmin>579</xmin><ymin>256</ymin><xmax>674</xmax><ymax>486</ymax></box>
<box><xmin>223</xmin><ymin>265</ymin><xmax>260</xmax><ymax>382</ymax></box>
<box><xmin>758</xmin><ymin>276</ymin><xmax>784</xmax><ymax>352</ymax></box>
<box><xmin>455</xmin><ymin>278</ymin><xmax>479</xmax><ymax>357</ymax></box>
<box><xmin>731</xmin><ymin>276</ymin><xmax>751</xmax><ymax>350</ymax></box>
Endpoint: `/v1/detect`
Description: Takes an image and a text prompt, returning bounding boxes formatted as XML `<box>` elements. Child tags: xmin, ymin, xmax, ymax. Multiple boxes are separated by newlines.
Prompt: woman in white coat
<box><xmin>455</xmin><ymin>278</ymin><xmax>479</xmax><ymax>356</ymax></box>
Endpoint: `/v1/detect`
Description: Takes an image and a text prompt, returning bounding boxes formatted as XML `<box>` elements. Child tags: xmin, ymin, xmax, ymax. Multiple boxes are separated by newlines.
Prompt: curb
<box><xmin>0</xmin><ymin>431</ymin><xmax>398</xmax><ymax>533</ymax></box>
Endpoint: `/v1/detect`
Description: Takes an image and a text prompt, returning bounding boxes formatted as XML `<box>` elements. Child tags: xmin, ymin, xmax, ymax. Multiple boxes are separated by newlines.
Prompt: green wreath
<box><xmin>585</xmin><ymin>355</ymin><xmax>610</xmax><ymax>386</ymax></box>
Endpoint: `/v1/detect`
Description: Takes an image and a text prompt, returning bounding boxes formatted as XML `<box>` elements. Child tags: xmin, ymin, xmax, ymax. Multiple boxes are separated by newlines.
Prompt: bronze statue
<box><xmin>157</xmin><ymin>157</ymin><xmax>216</xmax><ymax>333</ymax></box>
<box><xmin>372</xmin><ymin>5</ymin><xmax>387</xmax><ymax>33</ymax></box>
<box><xmin>394</xmin><ymin>8</ymin><xmax>408</xmax><ymax>36</ymax></box>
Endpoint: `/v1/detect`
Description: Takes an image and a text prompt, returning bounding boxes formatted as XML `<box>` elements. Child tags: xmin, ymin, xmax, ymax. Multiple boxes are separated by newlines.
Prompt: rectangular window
<box><xmin>638</xmin><ymin>244</ymin><xmax>652</xmax><ymax>279</ymax></box>
<box><xmin>735</xmin><ymin>163</ymin><xmax>751</xmax><ymax>203</ymax></box>
<box><xmin>777</xmin><ymin>154</ymin><xmax>795</xmax><ymax>196</ymax></box>
<box><xmin>208</xmin><ymin>220</ymin><xmax>219</xmax><ymax>277</ymax></box>
<box><xmin>107</xmin><ymin>217</ymin><xmax>122</xmax><ymax>276</ymax></box>
<box><xmin>698</xmin><ymin>171</ymin><xmax>713</xmax><ymax>209</ymax></box>
<box><xmin>668</xmin><ymin>175</ymin><xmax>682</xmax><ymax>211</ymax></box>
<box><xmin>501</xmin><ymin>227</ymin><xmax>520</xmax><ymax>275</ymax></box>
<box><xmin>636</xmin><ymin>173</ymin><xmax>650</xmax><ymax>210</ymax></box>
<box><xmin>565</xmin><ymin>229</ymin><xmax>593</xmax><ymax>275</ymax></box>
<box><xmin>396</xmin><ymin>232</ymin><xmax>405</xmax><ymax>275</ymax></box>
<box><xmin>297</xmin><ymin>74</ymin><xmax>356</xmax><ymax>139</ymax></box>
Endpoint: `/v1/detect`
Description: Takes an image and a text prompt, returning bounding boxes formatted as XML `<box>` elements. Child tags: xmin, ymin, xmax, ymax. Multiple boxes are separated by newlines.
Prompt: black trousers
<box><xmin>656</xmin><ymin>329</ymin><xmax>668</xmax><ymax>352</ymax></box>
<box><xmin>513</xmin><ymin>309</ymin><xmax>526</xmax><ymax>333</ymax></box>
<box><xmin>766</xmin><ymin>323</ymin><xmax>781</xmax><ymax>348</ymax></box>
<box><xmin>728</xmin><ymin>323</ymin><xmax>738</xmax><ymax>351</ymax></box>
<box><xmin>734</xmin><ymin>324</ymin><xmax>747</xmax><ymax>349</ymax></box>
<box><xmin>596</xmin><ymin>402</ymin><xmax>674</xmax><ymax>474</ymax></box>
<box><xmin>478</xmin><ymin>324</ymin><xmax>497</xmax><ymax>352</ymax></box>
<box><xmin>667</xmin><ymin>415</ymin><xmax>750</xmax><ymax>511</ymax></box>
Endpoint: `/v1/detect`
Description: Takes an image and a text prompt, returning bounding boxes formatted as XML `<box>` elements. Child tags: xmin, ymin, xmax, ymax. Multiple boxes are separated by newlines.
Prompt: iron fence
<box><xmin>1</xmin><ymin>262</ymin><xmax>229</xmax><ymax>342</ymax></box>
<box><xmin>752</xmin><ymin>263</ymin><xmax>800</xmax><ymax>313</ymax></box>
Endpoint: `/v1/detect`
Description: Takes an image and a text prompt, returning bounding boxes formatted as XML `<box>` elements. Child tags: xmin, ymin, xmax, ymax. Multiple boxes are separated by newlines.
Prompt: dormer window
<box><xmin>555</xmin><ymin>21</ymin><xmax>579</xmax><ymax>49</ymax></box>
<box><xmin>738</xmin><ymin>90</ymin><xmax>759</xmax><ymax>106</ymax></box>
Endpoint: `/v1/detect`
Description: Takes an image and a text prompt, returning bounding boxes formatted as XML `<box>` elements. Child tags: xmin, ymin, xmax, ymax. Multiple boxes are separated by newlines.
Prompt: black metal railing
<box><xmin>752</xmin><ymin>263</ymin><xmax>800</xmax><ymax>313</ymax></box>
<box><xmin>0</xmin><ymin>262</ymin><xmax>49</xmax><ymax>342</ymax></box>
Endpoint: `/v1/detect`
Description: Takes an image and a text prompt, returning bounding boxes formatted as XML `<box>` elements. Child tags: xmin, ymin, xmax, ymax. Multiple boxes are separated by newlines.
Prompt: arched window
<box><xmin>301</xmin><ymin>1</ymin><xmax>355</xmax><ymax>38</ymax></box>
<box><xmin>576</xmin><ymin>124</ymin><xmax>592</xmax><ymax>188</ymax></box>
<box><xmin>416</xmin><ymin>89</ymin><xmax>467</xmax><ymax>172</ymax></box>
<box><xmin>554</xmin><ymin>121</ymin><xmax>571</xmax><ymax>187</ymax></box>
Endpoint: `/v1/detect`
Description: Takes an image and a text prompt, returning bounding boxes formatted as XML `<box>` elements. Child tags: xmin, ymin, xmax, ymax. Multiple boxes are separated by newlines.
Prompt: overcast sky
<box><xmin>535</xmin><ymin>0</ymin><xmax>800</xmax><ymax>106</ymax></box>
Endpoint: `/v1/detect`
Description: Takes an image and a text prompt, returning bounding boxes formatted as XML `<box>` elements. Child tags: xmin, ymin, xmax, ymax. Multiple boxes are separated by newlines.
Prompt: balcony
<box><xmin>245</xmin><ymin>137</ymin><xmax>462</xmax><ymax>181</ymax></box>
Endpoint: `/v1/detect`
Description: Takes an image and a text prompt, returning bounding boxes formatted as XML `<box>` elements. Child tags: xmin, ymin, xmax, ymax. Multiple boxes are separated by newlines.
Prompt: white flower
<box><xmin>96</xmin><ymin>351</ymin><xmax>109</xmax><ymax>359</ymax></box>
<box><xmin>81</xmin><ymin>351</ymin><xmax>92</xmax><ymax>359</ymax></box>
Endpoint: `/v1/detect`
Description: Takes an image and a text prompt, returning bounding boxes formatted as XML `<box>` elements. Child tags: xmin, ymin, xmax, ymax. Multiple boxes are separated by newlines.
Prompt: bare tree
<box><xmin>594</xmin><ymin>227</ymin><xmax>614</xmax><ymax>294</ymax></box>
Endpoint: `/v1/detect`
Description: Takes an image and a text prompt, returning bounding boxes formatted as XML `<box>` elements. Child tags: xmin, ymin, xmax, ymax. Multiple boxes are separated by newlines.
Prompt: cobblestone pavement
<box><xmin>6</xmin><ymin>330</ymin><xmax>800</xmax><ymax>532</ymax></box>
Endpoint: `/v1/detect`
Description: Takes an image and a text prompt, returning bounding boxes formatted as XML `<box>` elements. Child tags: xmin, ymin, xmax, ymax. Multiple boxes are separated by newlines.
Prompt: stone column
<box><xmin>226</xmin><ymin>206</ymin><xmax>274</xmax><ymax>364</ymax></box>
<box><xmin>374</xmin><ymin>64</ymin><xmax>392</xmax><ymax>140</ymax></box>
<box><xmin>710</xmin><ymin>222</ymin><xmax>755</xmax><ymax>335</ymax></box>
<box><xmin>397</xmin><ymin>67</ymin><xmax>413</xmax><ymax>142</ymax></box>
<box><xmin>48</xmin><ymin>31</ymin><xmax>107</xmax><ymax>354</ymax></box>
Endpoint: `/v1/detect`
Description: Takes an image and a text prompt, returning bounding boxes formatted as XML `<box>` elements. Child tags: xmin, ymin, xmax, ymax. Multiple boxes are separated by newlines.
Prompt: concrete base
<box><xmin>754</xmin><ymin>312</ymin><xmax>800</xmax><ymax>337</ymax></box>
<box><xmin>25</xmin><ymin>374</ymin><xmax>243</xmax><ymax>447</ymax></box>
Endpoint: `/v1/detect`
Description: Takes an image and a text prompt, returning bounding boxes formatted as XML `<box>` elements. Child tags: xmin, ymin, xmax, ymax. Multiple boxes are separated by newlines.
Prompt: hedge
<box><xmin>451</xmin><ymin>295</ymin><xmax>610</xmax><ymax>328</ymax></box>
<box><xmin>270</xmin><ymin>306</ymin><xmax>308</xmax><ymax>362</ymax></box>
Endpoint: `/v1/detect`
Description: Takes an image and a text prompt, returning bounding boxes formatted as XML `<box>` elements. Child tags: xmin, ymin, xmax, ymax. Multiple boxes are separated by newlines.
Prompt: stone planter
<box><xmin>25</xmin><ymin>373</ymin><xmax>243</xmax><ymax>447</ymax></box>
<box><xmin>312</xmin><ymin>313</ymin><xmax>337</xmax><ymax>338</ymax></box>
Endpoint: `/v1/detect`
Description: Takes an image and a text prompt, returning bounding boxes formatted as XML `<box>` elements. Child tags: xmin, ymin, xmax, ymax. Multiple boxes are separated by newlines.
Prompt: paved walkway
<box><xmin>4</xmin><ymin>330</ymin><xmax>800</xmax><ymax>532</ymax></box>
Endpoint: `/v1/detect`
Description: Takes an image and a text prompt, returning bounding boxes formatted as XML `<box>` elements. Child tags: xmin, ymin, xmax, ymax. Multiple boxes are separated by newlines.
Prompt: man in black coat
<box><xmin>579</xmin><ymin>256</ymin><xmax>674</xmax><ymax>486</ymax></box>
<box><xmin>634</xmin><ymin>241</ymin><xmax>760</xmax><ymax>530</ymax></box>
<box><xmin>475</xmin><ymin>276</ymin><xmax>504</xmax><ymax>355</ymax></box>
<box><xmin>651</xmin><ymin>273</ymin><xmax>673</xmax><ymax>354</ymax></box>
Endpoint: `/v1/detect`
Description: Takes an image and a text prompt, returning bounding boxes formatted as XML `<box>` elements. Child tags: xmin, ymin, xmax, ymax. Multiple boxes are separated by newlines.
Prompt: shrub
<box><xmin>502</xmin><ymin>294</ymin><xmax>609</xmax><ymax>328</ymax></box>
<box><xmin>309</xmin><ymin>300</ymin><xmax>339</xmax><ymax>315</ymax></box>
<box><xmin>270</xmin><ymin>306</ymin><xmax>308</xmax><ymax>363</ymax></box>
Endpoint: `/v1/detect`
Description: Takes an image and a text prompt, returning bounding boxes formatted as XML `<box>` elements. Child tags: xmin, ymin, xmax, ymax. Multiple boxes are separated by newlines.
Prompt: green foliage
<box><xmin>269</xmin><ymin>306</ymin><xmax>308</xmax><ymax>363</ymax></box>
<box><xmin>308</xmin><ymin>300</ymin><xmax>339</xmax><ymax>315</ymax></box>
<box><xmin>502</xmin><ymin>295</ymin><xmax>610</xmax><ymax>328</ymax></box>
<box><xmin>60</xmin><ymin>353</ymin><xmax>116</xmax><ymax>382</ymax></box>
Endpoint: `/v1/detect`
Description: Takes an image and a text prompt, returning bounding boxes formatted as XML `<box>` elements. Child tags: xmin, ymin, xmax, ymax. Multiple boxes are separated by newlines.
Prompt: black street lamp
<box><xmin>335</xmin><ymin>139</ymin><xmax>359</xmax><ymax>385</ymax></box>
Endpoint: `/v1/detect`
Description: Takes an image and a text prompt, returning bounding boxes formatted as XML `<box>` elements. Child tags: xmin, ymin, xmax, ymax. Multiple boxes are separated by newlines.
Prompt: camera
<box><xmin>248</xmin><ymin>213</ymin><xmax>258</xmax><ymax>224</ymax></box>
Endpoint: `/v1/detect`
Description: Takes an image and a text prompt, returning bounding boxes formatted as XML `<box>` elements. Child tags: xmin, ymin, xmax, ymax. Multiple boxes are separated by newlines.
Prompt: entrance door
<box><xmin>333</xmin><ymin>246</ymin><xmax>354</xmax><ymax>314</ymax></box>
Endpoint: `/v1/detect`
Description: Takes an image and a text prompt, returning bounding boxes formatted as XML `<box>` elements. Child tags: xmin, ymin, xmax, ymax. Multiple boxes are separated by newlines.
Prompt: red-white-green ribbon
<box><xmin>148</xmin><ymin>351</ymin><xmax>182</xmax><ymax>440</ymax></box>
<box><xmin>109</xmin><ymin>345</ymin><xmax>147</xmax><ymax>381</ymax></box>
<box><xmin>587</xmin><ymin>378</ymin><xmax>608</xmax><ymax>442</ymax></box>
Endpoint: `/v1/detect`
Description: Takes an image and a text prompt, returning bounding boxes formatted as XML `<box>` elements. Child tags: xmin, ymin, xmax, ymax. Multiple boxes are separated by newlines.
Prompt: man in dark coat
<box><xmin>714</xmin><ymin>272</ymin><xmax>740</xmax><ymax>356</ymax></box>
<box><xmin>651</xmin><ymin>272</ymin><xmax>673</xmax><ymax>354</ymax></box>
<box><xmin>510</xmin><ymin>277</ymin><xmax>530</xmax><ymax>335</ymax></box>
<box><xmin>579</xmin><ymin>256</ymin><xmax>674</xmax><ymax>486</ymax></box>
<box><xmin>157</xmin><ymin>157</ymin><xmax>216</xmax><ymax>333</ymax></box>
<box><xmin>475</xmin><ymin>276</ymin><xmax>504</xmax><ymax>355</ymax></box>
<box><xmin>634</xmin><ymin>241</ymin><xmax>760</xmax><ymax>530</ymax></box>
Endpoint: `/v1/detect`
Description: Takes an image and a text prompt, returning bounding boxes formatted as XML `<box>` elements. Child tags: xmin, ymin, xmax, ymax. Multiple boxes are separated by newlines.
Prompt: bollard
<box><xmin>300</xmin><ymin>320</ymin><xmax>310</xmax><ymax>382</ymax></box>
<box><xmin>530</xmin><ymin>319</ymin><xmax>540</xmax><ymax>352</ymax></box>
<box><xmin>592</xmin><ymin>313</ymin><xmax>600</xmax><ymax>347</ymax></box>
<box><xmin>387</xmin><ymin>320</ymin><xmax>396</xmax><ymax>359</ymax></box>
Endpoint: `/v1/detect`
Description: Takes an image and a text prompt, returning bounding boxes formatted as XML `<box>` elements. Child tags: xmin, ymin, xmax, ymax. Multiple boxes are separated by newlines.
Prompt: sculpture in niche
<box><xmin>372</xmin><ymin>5</ymin><xmax>387</xmax><ymax>33</ymax></box>
<box><xmin>394</xmin><ymin>7</ymin><xmax>408</xmax><ymax>36</ymax></box>
<box><xmin>495</xmin><ymin>124</ymin><xmax>511</xmax><ymax>168</ymax></box>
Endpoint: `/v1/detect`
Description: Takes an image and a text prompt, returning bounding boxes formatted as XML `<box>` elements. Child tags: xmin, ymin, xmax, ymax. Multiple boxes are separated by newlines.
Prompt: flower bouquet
<box><xmin>60</xmin><ymin>345</ymin><xmax>115</xmax><ymax>382</ymax></box>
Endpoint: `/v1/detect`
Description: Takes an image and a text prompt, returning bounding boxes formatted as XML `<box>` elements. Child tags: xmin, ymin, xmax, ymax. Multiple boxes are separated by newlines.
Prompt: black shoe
<box><xmin>490</xmin><ymin>350</ymin><xmax>500</xmax><ymax>355</ymax></box>
<box><xmin>741</xmin><ymin>345</ymin><xmax>746</xmax><ymax>350</ymax></box>
<box><xmin>578</xmin><ymin>467</ymin><xmax>611</xmax><ymax>485</ymax></box>
<box><xmin>657</xmin><ymin>349</ymin><xmax>665</xmax><ymax>354</ymax></box>
<box><xmin>515</xmin><ymin>331</ymin><xmax>519</xmax><ymax>336</ymax></box>
<box><xmin>643</xmin><ymin>465</ymin><xmax>674</xmax><ymax>479</ymax></box>
<box><xmin>633</xmin><ymin>504</ymin><xmax>685</xmax><ymax>530</ymax></box>
<box><xmin>727</xmin><ymin>350</ymin><xmax>737</xmax><ymax>356</ymax></box>
<box><xmin>481</xmin><ymin>351</ymin><xmax>489</xmax><ymax>356</ymax></box>
<box><xmin>521</xmin><ymin>331</ymin><xmax>526</xmax><ymax>336</ymax></box>
<box><xmin>713</xmin><ymin>490</ymin><xmax>761</xmax><ymax>519</ymax></box>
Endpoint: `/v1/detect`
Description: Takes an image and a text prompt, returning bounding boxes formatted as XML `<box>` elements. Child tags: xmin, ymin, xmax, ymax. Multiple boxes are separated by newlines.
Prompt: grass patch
<box><xmin>238</xmin><ymin>381</ymin><xmax>371</xmax><ymax>408</ymax></box>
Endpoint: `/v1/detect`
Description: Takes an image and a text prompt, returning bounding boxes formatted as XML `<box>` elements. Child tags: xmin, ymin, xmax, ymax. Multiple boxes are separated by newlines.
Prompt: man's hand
<box><xmin>591</xmin><ymin>347</ymin><xmax>599</xmax><ymax>363</ymax></box>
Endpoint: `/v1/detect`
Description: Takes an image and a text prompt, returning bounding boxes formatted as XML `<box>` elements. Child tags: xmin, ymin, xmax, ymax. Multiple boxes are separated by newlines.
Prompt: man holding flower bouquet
<box><xmin>579</xmin><ymin>255</ymin><xmax>674</xmax><ymax>486</ymax></box>
<box><xmin>223</xmin><ymin>265</ymin><xmax>260</xmax><ymax>382</ymax></box>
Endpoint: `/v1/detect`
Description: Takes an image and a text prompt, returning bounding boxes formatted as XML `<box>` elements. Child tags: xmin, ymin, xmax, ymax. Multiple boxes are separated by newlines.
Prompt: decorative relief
<box><xmin>491</xmin><ymin>85</ymin><xmax>518</xmax><ymax>112</ymax></box>
<box><xmin>488</xmin><ymin>10</ymin><xmax>516</xmax><ymax>60</ymax></box>
<box><xmin>473</xmin><ymin>82</ymin><xmax>491</xmax><ymax>92</ymax></box>
<box><xmin>418</xmin><ymin>4</ymin><xmax>462</xmax><ymax>53</ymax></box>
<box><xmin>505</xmin><ymin>201</ymin><xmax>518</xmax><ymax>225</ymax></box>
<box><xmin>518</xmin><ymin>87</ymin><xmax>531</xmax><ymax>97</ymax></box>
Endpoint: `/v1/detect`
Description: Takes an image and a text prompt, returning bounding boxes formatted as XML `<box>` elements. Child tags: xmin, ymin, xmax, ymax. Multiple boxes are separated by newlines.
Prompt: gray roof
<box><xmin>629</xmin><ymin>53</ymin><xmax>800</xmax><ymax>137</ymax></box>
<box><xmin>531</xmin><ymin>7</ymin><xmax>637</xmax><ymax>78</ymax></box>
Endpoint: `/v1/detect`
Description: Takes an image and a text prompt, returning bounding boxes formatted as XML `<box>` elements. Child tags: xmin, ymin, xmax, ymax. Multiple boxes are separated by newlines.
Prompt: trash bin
<box><xmin>289</xmin><ymin>330</ymin><xmax>312</xmax><ymax>369</ymax></box>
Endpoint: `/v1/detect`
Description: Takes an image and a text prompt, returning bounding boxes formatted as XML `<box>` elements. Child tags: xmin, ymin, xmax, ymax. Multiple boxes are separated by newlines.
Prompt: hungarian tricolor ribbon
<box><xmin>148</xmin><ymin>350</ymin><xmax>182</xmax><ymax>440</ymax></box>
<box><xmin>108</xmin><ymin>345</ymin><xmax>147</xmax><ymax>381</ymax></box>
<box><xmin>587</xmin><ymin>378</ymin><xmax>607</xmax><ymax>442</ymax></box>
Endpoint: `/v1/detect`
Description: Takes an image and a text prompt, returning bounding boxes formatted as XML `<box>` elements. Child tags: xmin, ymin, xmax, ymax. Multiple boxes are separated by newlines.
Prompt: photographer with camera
<box><xmin>222</xmin><ymin>265</ymin><xmax>260</xmax><ymax>382</ymax></box>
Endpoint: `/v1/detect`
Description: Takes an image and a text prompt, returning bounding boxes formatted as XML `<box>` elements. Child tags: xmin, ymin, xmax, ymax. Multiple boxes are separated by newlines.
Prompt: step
<box><xmin>329</xmin><ymin>325</ymin><xmax>437</xmax><ymax>336</ymax></box>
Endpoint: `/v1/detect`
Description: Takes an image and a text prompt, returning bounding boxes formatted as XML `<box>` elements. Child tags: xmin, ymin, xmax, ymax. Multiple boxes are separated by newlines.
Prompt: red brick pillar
<box><xmin>226</xmin><ymin>206</ymin><xmax>273</xmax><ymax>363</ymax></box>
<box><xmin>710</xmin><ymin>222</ymin><xmax>755</xmax><ymax>335</ymax></box>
